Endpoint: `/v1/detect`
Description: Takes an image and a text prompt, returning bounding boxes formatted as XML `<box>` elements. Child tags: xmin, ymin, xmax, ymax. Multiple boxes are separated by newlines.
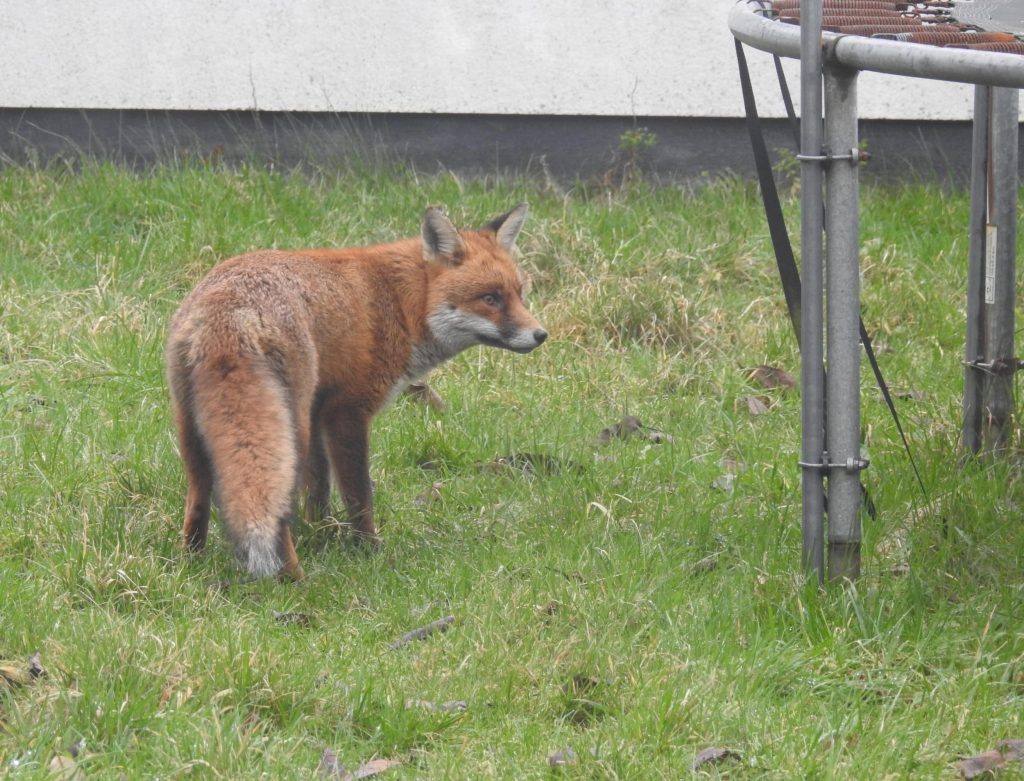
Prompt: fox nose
<box><xmin>533</xmin><ymin>328</ymin><xmax>548</xmax><ymax>345</ymax></box>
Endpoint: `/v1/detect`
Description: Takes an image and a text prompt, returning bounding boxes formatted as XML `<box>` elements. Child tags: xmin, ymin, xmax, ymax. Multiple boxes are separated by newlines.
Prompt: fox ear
<box><xmin>422</xmin><ymin>207</ymin><xmax>465</xmax><ymax>264</ymax></box>
<box><xmin>485</xmin><ymin>203</ymin><xmax>528</xmax><ymax>252</ymax></box>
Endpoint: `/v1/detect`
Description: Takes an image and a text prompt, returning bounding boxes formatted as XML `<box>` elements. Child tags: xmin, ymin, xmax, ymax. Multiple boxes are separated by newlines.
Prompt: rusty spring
<box><xmin>948</xmin><ymin>41</ymin><xmax>1024</xmax><ymax>53</ymax></box>
<box><xmin>884</xmin><ymin>30</ymin><xmax>1016</xmax><ymax>43</ymax></box>
<box><xmin>768</xmin><ymin>0</ymin><xmax>1024</xmax><ymax>54</ymax></box>
<box><xmin>771</xmin><ymin>0</ymin><xmax>950</xmax><ymax>8</ymax></box>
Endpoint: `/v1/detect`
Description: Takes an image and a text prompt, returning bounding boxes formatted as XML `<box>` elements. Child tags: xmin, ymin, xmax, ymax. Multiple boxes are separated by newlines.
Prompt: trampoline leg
<box><xmin>983</xmin><ymin>87</ymin><xmax>1018</xmax><ymax>454</ymax></box>
<box><xmin>824</xmin><ymin>64</ymin><xmax>862</xmax><ymax>583</ymax></box>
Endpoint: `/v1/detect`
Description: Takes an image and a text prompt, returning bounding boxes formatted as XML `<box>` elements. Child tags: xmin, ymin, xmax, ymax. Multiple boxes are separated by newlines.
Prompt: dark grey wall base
<box><xmin>0</xmin><ymin>108</ymin><xmax>1000</xmax><ymax>184</ymax></box>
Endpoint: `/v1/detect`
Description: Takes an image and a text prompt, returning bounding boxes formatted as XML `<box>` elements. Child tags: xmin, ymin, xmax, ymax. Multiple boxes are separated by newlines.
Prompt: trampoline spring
<box><xmin>947</xmin><ymin>42</ymin><xmax>1024</xmax><ymax>54</ymax></box>
<box><xmin>772</xmin><ymin>0</ymin><xmax>942</xmax><ymax>10</ymax></box>
<box><xmin>837</xmin><ymin>23</ymin><xmax>967</xmax><ymax>35</ymax></box>
<box><xmin>781</xmin><ymin>14</ymin><xmax>925</xmax><ymax>26</ymax></box>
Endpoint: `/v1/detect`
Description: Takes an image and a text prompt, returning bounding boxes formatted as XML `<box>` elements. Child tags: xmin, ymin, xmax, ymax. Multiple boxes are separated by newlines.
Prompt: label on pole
<box><xmin>985</xmin><ymin>224</ymin><xmax>997</xmax><ymax>304</ymax></box>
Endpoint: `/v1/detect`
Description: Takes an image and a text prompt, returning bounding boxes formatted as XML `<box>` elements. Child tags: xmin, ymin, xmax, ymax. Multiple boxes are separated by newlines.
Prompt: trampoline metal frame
<box><xmin>729</xmin><ymin>0</ymin><xmax>1024</xmax><ymax>582</ymax></box>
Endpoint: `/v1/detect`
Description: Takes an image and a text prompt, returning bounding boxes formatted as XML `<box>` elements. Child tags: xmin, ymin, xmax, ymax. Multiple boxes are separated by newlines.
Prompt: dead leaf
<box><xmin>318</xmin><ymin>750</ymin><xmax>401</xmax><ymax>781</ymax></box>
<box><xmin>598</xmin><ymin>416</ymin><xmax>673</xmax><ymax>445</ymax></box>
<box><xmin>347</xmin><ymin>595</ymin><xmax>373</xmax><ymax>611</ymax></box>
<box><xmin>691</xmin><ymin>553</ymin><xmax>721</xmax><ymax>576</ymax></box>
<box><xmin>548</xmin><ymin>748</ymin><xmax>578</xmax><ymax>768</ymax></box>
<box><xmin>746</xmin><ymin>395</ymin><xmax>770</xmax><ymax>415</ymax></box>
<box><xmin>692</xmin><ymin>746</ymin><xmax>741</xmax><ymax>771</ymax></box>
<box><xmin>405</xmin><ymin>698</ymin><xmax>468</xmax><ymax>713</ymax></box>
<box><xmin>48</xmin><ymin>742</ymin><xmax>87</xmax><ymax>781</ymax></box>
<box><xmin>0</xmin><ymin>665</ymin><xmax>32</xmax><ymax>689</ymax></box>
<box><xmin>482</xmin><ymin>452</ymin><xmax>568</xmax><ymax>475</ymax></box>
<box><xmin>318</xmin><ymin>748</ymin><xmax>348</xmax><ymax>779</ymax></box>
<box><xmin>999</xmin><ymin>739</ymin><xmax>1024</xmax><ymax>761</ymax></box>
<box><xmin>158</xmin><ymin>675</ymin><xmax>195</xmax><ymax>710</ymax></box>
<box><xmin>404</xmin><ymin>382</ymin><xmax>447</xmax><ymax>412</ymax></box>
<box><xmin>27</xmin><ymin>652</ymin><xmax>45</xmax><ymax>679</ymax></box>
<box><xmin>389</xmin><ymin>615</ymin><xmax>455</xmax><ymax>650</ymax></box>
<box><xmin>720</xmin><ymin>457</ymin><xmax>746</xmax><ymax>474</ymax></box>
<box><xmin>413</xmin><ymin>480</ymin><xmax>444</xmax><ymax>508</ymax></box>
<box><xmin>562</xmin><ymin>674</ymin><xmax>605</xmax><ymax>727</ymax></box>
<box><xmin>711</xmin><ymin>473</ymin><xmax>736</xmax><ymax>493</ymax></box>
<box><xmin>565</xmin><ymin>674</ymin><xmax>599</xmax><ymax>695</ymax></box>
<box><xmin>352</xmin><ymin>758</ymin><xmax>402</xmax><ymax>779</ymax></box>
<box><xmin>747</xmin><ymin>365</ymin><xmax>796</xmax><ymax>390</ymax></box>
<box><xmin>956</xmin><ymin>741</ymin><xmax>1024</xmax><ymax>778</ymax></box>
<box><xmin>957</xmin><ymin>750</ymin><xmax>1006</xmax><ymax>778</ymax></box>
<box><xmin>538</xmin><ymin>600</ymin><xmax>560</xmax><ymax>620</ymax></box>
<box><xmin>272</xmin><ymin>610</ymin><xmax>313</xmax><ymax>627</ymax></box>
<box><xmin>48</xmin><ymin>754</ymin><xmax>86</xmax><ymax>781</ymax></box>
<box><xmin>0</xmin><ymin>653</ymin><xmax>45</xmax><ymax>690</ymax></box>
<box><xmin>208</xmin><ymin>574</ymin><xmax>258</xmax><ymax>591</ymax></box>
<box><xmin>599</xmin><ymin>415</ymin><xmax>642</xmax><ymax>443</ymax></box>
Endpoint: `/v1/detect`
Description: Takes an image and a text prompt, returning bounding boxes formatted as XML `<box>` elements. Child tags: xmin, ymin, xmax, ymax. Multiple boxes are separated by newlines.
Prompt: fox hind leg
<box><xmin>278</xmin><ymin>523</ymin><xmax>304</xmax><ymax>580</ymax></box>
<box><xmin>174</xmin><ymin>397</ymin><xmax>214</xmax><ymax>552</ymax></box>
<box><xmin>305</xmin><ymin>424</ymin><xmax>332</xmax><ymax>524</ymax></box>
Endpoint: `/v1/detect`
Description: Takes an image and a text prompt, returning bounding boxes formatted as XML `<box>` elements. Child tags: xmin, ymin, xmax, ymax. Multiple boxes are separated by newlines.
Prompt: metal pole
<box><xmin>799</xmin><ymin>0</ymin><xmax>825</xmax><ymax>582</ymax></box>
<box><xmin>983</xmin><ymin>87</ymin><xmax>1019</xmax><ymax>453</ymax></box>
<box><xmin>824</xmin><ymin>64</ymin><xmax>862</xmax><ymax>582</ymax></box>
<box><xmin>962</xmin><ymin>85</ymin><xmax>989</xmax><ymax>455</ymax></box>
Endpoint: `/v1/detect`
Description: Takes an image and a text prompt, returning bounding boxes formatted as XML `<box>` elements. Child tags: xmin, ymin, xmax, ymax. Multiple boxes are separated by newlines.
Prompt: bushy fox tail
<box><xmin>186</xmin><ymin>351</ymin><xmax>300</xmax><ymax>578</ymax></box>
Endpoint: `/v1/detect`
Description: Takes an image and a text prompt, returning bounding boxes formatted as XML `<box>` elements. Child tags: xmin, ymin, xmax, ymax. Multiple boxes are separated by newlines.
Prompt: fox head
<box><xmin>421</xmin><ymin>204</ymin><xmax>547</xmax><ymax>357</ymax></box>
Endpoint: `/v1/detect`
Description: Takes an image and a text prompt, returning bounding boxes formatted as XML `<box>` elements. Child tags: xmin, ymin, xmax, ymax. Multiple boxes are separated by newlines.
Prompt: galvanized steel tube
<box><xmin>983</xmin><ymin>87</ymin><xmax>1019</xmax><ymax>452</ymax></box>
<box><xmin>962</xmin><ymin>86</ymin><xmax>989</xmax><ymax>454</ymax></box>
<box><xmin>799</xmin><ymin>0</ymin><xmax>826</xmax><ymax>581</ymax></box>
<box><xmin>823</xmin><ymin>65</ymin><xmax>862</xmax><ymax>582</ymax></box>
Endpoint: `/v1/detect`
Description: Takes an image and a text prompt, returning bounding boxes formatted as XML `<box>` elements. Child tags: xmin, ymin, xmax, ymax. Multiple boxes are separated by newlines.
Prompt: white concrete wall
<box><xmin>1</xmin><ymin>0</ymin><xmax>977</xmax><ymax>120</ymax></box>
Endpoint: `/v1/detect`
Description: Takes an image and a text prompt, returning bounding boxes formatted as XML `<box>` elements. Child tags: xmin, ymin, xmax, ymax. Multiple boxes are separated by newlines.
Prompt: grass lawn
<box><xmin>1</xmin><ymin>162</ymin><xmax>1023</xmax><ymax>779</ymax></box>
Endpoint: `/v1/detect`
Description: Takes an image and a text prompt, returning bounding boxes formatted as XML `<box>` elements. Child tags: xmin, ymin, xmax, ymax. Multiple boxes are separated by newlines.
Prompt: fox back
<box><xmin>166</xmin><ymin>204</ymin><xmax>545</xmax><ymax>578</ymax></box>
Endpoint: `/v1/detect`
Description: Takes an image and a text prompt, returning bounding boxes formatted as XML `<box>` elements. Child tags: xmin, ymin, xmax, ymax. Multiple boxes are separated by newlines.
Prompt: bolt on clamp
<box><xmin>962</xmin><ymin>357</ymin><xmax>1023</xmax><ymax>376</ymax></box>
<box><xmin>797</xmin><ymin>147</ymin><xmax>871</xmax><ymax>165</ymax></box>
<box><xmin>798</xmin><ymin>451</ymin><xmax>870</xmax><ymax>474</ymax></box>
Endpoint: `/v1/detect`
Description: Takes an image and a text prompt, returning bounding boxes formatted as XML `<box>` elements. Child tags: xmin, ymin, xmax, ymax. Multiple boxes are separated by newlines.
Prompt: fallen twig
<box><xmin>389</xmin><ymin>615</ymin><xmax>455</xmax><ymax>650</ymax></box>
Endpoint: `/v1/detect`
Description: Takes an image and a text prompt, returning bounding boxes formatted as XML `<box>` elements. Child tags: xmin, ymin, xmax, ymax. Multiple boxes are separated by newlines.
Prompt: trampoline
<box><xmin>729</xmin><ymin>0</ymin><xmax>1024</xmax><ymax>582</ymax></box>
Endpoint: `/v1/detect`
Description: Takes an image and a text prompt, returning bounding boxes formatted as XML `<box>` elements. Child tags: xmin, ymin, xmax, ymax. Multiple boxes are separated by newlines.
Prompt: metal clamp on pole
<box><xmin>796</xmin><ymin>147</ymin><xmax>871</xmax><ymax>165</ymax></box>
<box><xmin>798</xmin><ymin>452</ymin><xmax>870</xmax><ymax>474</ymax></box>
<box><xmin>962</xmin><ymin>357</ymin><xmax>1023</xmax><ymax>376</ymax></box>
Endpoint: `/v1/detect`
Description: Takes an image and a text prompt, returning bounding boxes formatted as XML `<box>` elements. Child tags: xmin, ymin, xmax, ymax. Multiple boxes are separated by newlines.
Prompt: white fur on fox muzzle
<box><xmin>503</xmin><ymin>327</ymin><xmax>548</xmax><ymax>353</ymax></box>
<box><xmin>428</xmin><ymin>307</ymin><xmax>497</xmax><ymax>355</ymax></box>
<box><xmin>427</xmin><ymin>307</ymin><xmax>546</xmax><ymax>356</ymax></box>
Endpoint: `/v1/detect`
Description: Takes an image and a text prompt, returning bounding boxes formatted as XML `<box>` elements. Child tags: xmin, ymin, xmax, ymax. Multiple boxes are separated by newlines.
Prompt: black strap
<box><xmin>735</xmin><ymin>39</ymin><xmax>927</xmax><ymax>502</ymax></box>
<box><xmin>736</xmin><ymin>40</ymin><xmax>803</xmax><ymax>344</ymax></box>
<box><xmin>773</xmin><ymin>54</ymin><xmax>801</xmax><ymax>149</ymax></box>
<box><xmin>861</xmin><ymin>324</ymin><xmax>927</xmax><ymax>495</ymax></box>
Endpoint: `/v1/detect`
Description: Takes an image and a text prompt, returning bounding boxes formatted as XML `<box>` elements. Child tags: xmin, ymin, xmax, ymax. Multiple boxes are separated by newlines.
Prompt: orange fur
<box><xmin>166</xmin><ymin>205</ymin><xmax>545</xmax><ymax>578</ymax></box>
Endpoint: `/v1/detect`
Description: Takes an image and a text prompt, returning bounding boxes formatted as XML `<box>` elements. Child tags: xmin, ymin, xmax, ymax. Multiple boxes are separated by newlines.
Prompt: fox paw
<box><xmin>350</xmin><ymin>530</ymin><xmax>382</xmax><ymax>551</ymax></box>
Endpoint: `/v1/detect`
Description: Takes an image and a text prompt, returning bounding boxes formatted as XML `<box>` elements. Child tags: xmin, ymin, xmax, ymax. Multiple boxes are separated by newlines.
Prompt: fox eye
<box><xmin>481</xmin><ymin>292</ymin><xmax>502</xmax><ymax>307</ymax></box>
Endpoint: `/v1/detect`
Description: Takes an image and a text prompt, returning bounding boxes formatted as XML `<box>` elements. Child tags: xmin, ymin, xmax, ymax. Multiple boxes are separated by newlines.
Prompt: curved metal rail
<box><xmin>729</xmin><ymin>1</ymin><xmax>1024</xmax><ymax>87</ymax></box>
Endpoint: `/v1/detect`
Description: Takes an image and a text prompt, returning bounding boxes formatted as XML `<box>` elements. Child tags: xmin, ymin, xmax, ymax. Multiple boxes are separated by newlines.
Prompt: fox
<box><xmin>165</xmin><ymin>204</ymin><xmax>546</xmax><ymax>580</ymax></box>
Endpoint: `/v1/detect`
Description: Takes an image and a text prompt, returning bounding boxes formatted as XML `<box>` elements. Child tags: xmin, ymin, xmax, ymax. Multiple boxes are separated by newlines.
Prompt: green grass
<box><xmin>1</xmin><ymin>162</ymin><xmax>1023</xmax><ymax>779</ymax></box>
